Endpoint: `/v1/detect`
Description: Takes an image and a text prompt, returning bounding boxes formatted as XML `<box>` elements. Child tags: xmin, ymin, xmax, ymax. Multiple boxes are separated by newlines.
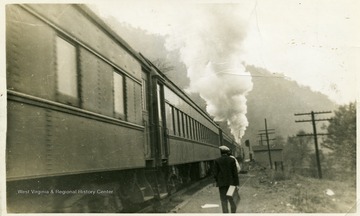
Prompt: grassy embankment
<box><xmin>238</xmin><ymin>166</ymin><xmax>356</xmax><ymax>213</ymax></box>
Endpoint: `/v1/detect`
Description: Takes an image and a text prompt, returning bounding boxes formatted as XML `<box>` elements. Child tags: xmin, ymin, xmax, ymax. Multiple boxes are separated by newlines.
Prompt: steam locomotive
<box><xmin>6</xmin><ymin>4</ymin><xmax>242</xmax><ymax>213</ymax></box>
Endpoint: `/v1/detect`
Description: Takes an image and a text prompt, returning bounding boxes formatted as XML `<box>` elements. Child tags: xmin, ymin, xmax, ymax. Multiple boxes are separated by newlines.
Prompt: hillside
<box><xmin>99</xmin><ymin>16</ymin><xmax>339</xmax><ymax>144</ymax></box>
<box><xmin>243</xmin><ymin>66</ymin><xmax>338</xmax><ymax>145</ymax></box>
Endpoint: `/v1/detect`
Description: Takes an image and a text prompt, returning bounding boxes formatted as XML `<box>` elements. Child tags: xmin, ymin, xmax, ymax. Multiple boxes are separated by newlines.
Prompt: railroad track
<box><xmin>170</xmin><ymin>173</ymin><xmax>252</xmax><ymax>213</ymax></box>
<box><xmin>136</xmin><ymin>177</ymin><xmax>214</xmax><ymax>213</ymax></box>
<box><xmin>137</xmin><ymin>173</ymin><xmax>253</xmax><ymax>213</ymax></box>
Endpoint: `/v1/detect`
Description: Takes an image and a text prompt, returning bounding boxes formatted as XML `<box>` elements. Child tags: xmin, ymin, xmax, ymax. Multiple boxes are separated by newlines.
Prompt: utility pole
<box><xmin>258</xmin><ymin>135</ymin><xmax>276</xmax><ymax>145</ymax></box>
<box><xmin>258</xmin><ymin>129</ymin><xmax>276</xmax><ymax>146</ymax></box>
<box><xmin>259</xmin><ymin>119</ymin><xmax>275</xmax><ymax>169</ymax></box>
<box><xmin>295</xmin><ymin>111</ymin><xmax>332</xmax><ymax>179</ymax></box>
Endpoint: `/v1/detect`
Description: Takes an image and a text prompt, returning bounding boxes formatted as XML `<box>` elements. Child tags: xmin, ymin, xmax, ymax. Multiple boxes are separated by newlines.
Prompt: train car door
<box><xmin>142</xmin><ymin>71</ymin><xmax>152</xmax><ymax>160</ymax></box>
<box><xmin>155</xmin><ymin>82</ymin><xmax>169</xmax><ymax>164</ymax></box>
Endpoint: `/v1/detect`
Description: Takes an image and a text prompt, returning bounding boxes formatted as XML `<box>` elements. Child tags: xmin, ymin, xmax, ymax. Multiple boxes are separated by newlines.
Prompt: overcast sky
<box><xmin>1</xmin><ymin>0</ymin><xmax>358</xmax><ymax>105</ymax></box>
<box><xmin>91</xmin><ymin>0</ymin><xmax>359</xmax><ymax>105</ymax></box>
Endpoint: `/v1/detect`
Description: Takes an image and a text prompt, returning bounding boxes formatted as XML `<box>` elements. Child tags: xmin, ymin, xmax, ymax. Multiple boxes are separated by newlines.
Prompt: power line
<box><xmin>294</xmin><ymin>110</ymin><xmax>332</xmax><ymax>179</ymax></box>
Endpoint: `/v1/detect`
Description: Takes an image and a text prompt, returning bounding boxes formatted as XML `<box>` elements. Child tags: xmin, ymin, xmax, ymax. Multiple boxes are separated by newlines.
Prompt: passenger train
<box><xmin>6</xmin><ymin>4</ymin><xmax>243</xmax><ymax>213</ymax></box>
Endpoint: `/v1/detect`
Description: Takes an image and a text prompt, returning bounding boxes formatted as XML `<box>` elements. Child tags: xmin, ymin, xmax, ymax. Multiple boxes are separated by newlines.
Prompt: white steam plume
<box><xmin>166</xmin><ymin>4</ymin><xmax>253</xmax><ymax>144</ymax></box>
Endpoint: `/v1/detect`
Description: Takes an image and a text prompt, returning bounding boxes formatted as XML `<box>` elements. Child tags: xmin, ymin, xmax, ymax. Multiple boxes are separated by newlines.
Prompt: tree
<box><xmin>283</xmin><ymin>130</ymin><xmax>313</xmax><ymax>174</ymax></box>
<box><xmin>323</xmin><ymin>102</ymin><xmax>356</xmax><ymax>171</ymax></box>
<box><xmin>151</xmin><ymin>58</ymin><xmax>175</xmax><ymax>74</ymax></box>
<box><xmin>274</xmin><ymin>135</ymin><xmax>286</xmax><ymax>148</ymax></box>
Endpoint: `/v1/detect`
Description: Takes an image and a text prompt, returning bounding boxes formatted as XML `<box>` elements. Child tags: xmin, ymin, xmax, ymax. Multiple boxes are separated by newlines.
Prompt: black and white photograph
<box><xmin>0</xmin><ymin>0</ymin><xmax>358</xmax><ymax>214</ymax></box>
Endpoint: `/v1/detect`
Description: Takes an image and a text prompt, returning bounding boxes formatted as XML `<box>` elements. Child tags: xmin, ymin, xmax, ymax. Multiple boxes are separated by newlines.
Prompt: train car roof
<box><xmin>77</xmin><ymin>4</ymin><xmax>153</xmax><ymax>71</ymax></box>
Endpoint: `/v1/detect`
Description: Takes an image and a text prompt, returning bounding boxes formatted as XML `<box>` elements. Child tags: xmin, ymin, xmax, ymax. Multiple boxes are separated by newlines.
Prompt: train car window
<box><xmin>164</xmin><ymin>86</ymin><xmax>180</xmax><ymax>107</ymax></box>
<box><xmin>194</xmin><ymin>120</ymin><xmax>198</xmax><ymax>140</ymax></box>
<box><xmin>206</xmin><ymin>128</ymin><xmax>211</xmax><ymax>142</ymax></box>
<box><xmin>56</xmin><ymin>36</ymin><xmax>78</xmax><ymax>101</ymax></box>
<box><xmin>209</xmin><ymin>130</ymin><xmax>212</xmax><ymax>143</ymax></box>
<box><xmin>189</xmin><ymin>117</ymin><xmax>193</xmax><ymax>140</ymax></box>
<box><xmin>198</xmin><ymin>123</ymin><xmax>201</xmax><ymax>141</ymax></box>
<box><xmin>206</xmin><ymin>127</ymin><xmax>209</xmax><ymax>142</ymax></box>
<box><xmin>198</xmin><ymin>123</ymin><xmax>201</xmax><ymax>142</ymax></box>
<box><xmin>194</xmin><ymin>121</ymin><xmax>198</xmax><ymax>141</ymax></box>
<box><xmin>165</xmin><ymin>103</ymin><xmax>174</xmax><ymax>135</ymax></box>
<box><xmin>207</xmin><ymin>128</ymin><xmax>210</xmax><ymax>142</ymax></box>
<box><xmin>193</xmin><ymin>119</ymin><xmax>196</xmax><ymax>140</ymax></box>
<box><xmin>188</xmin><ymin>118</ymin><xmax>192</xmax><ymax>139</ymax></box>
<box><xmin>202</xmin><ymin>125</ymin><xmax>206</xmax><ymax>142</ymax></box>
<box><xmin>182</xmin><ymin>114</ymin><xmax>186</xmax><ymax>138</ymax></box>
<box><xmin>181</xmin><ymin>112</ymin><xmax>186</xmax><ymax>138</ymax></box>
<box><xmin>201</xmin><ymin>124</ymin><xmax>205</xmax><ymax>142</ymax></box>
<box><xmin>187</xmin><ymin>116</ymin><xmax>191</xmax><ymax>139</ymax></box>
<box><xmin>197</xmin><ymin>122</ymin><xmax>201</xmax><ymax>141</ymax></box>
<box><xmin>211</xmin><ymin>131</ymin><xmax>215</xmax><ymax>144</ymax></box>
<box><xmin>204</xmin><ymin>127</ymin><xmax>207</xmax><ymax>142</ymax></box>
<box><xmin>141</xmin><ymin>78</ymin><xmax>147</xmax><ymax>111</ymax></box>
<box><xmin>113</xmin><ymin>72</ymin><xmax>125</xmax><ymax>117</ymax></box>
<box><xmin>184</xmin><ymin>114</ymin><xmax>188</xmax><ymax>138</ymax></box>
<box><xmin>178</xmin><ymin>111</ymin><xmax>183</xmax><ymax>137</ymax></box>
<box><xmin>174</xmin><ymin>108</ymin><xmax>180</xmax><ymax>135</ymax></box>
<box><xmin>213</xmin><ymin>131</ymin><xmax>217</xmax><ymax>145</ymax></box>
<box><xmin>206</xmin><ymin>128</ymin><xmax>208</xmax><ymax>142</ymax></box>
<box><xmin>173</xmin><ymin>108</ymin><xmax>178</xmax><ymax>136</ymax></box>
<box><xmin>171</xmin><ymin>106</ymin><xmax>176</xmax><ymax>136</ymax></box>
<box><xmin>157</xmin><ymin>84</ymin><xmax>162</xmax><ymax>121</ymax></box>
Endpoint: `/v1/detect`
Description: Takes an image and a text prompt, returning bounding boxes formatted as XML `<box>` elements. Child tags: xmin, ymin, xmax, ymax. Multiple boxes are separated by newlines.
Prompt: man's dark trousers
<box><xmin>219</xmin><ymin>185</ymin><xmax>236</xmax><ymax>213</ymax></box>
<box><xmin>214</xmin><ymin>152</ymin><xmax>239</xmax><ymax>213</ymax></box>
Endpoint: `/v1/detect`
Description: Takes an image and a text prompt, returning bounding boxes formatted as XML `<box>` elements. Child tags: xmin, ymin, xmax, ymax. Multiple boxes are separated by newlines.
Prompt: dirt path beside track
<box><xmin>172</xmin><ymin>170</ymin><xmax>356</xmax><ymax>214</ymax></box>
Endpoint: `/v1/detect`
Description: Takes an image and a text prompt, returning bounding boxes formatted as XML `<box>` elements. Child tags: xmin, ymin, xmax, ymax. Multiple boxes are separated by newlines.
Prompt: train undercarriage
<box><xmin>7</xmin><ymin>161</ymin><xmax>213</xmax><ymax>213</ymax></box>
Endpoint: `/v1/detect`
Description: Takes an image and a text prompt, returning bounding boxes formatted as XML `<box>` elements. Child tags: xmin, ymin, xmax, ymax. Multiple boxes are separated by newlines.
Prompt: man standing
<box><xmin>213</xmin><ymin>146</ymin><xmax>240</xmax><ymax>213</ymax></box>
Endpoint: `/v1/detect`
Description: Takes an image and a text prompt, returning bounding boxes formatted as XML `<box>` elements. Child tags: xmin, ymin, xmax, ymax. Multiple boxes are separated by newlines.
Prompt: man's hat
<box><xmin>219</xmin><ymin>145</ymin><xmax>230</xmax><ymax>152</ymax></box>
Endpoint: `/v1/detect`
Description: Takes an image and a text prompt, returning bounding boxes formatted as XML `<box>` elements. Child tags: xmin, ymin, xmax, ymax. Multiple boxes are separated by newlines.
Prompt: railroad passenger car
<box><xmin>5</xmin><ymin>4</ymin><xmax>240</xmax><ymax>213</ymax></box>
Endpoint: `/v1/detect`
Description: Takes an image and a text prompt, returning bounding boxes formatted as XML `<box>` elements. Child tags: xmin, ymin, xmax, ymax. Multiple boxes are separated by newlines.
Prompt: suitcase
<box><xmin>226</xmin><ymin>185</ymin><xmax>241</xmax><ymax>205</ymax></box>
